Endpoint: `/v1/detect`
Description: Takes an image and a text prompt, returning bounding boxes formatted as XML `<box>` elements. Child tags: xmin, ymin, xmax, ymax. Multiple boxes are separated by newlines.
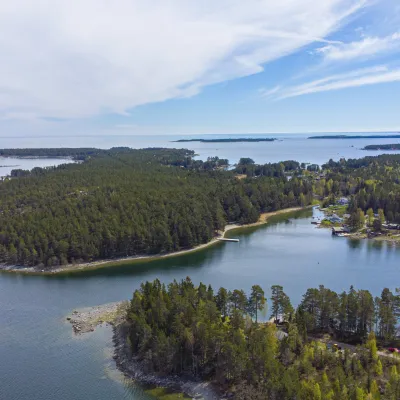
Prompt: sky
<box><xmin>0</xmin><ymin>0</ymin><xmax>399</xmax><ymax>136</ymax></box>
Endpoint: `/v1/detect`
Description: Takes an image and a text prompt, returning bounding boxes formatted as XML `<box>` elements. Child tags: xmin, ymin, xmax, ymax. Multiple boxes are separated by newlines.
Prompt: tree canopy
<box><xmin>0</xmin><ymin>148</ymin><xmax>312</xmax><ymax>268</ymax></box>
<box><xmin>126</xmin><ymin>278</ymin><xmax>400</xmax><ymax>399</ymax></box>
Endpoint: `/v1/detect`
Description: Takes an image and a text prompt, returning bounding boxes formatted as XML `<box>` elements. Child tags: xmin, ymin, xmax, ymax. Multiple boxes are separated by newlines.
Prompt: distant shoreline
<box><xmin>0</xmin><ymin>207</ymin><xmax>305</xmax><ymax>275</ymax></box>
<box><xmin>309</xmin><ymin>134</ymin><xmax>400</xmax><ymax>139</ymax></box>
<box><xmin>172</xmin><ymin>138</ymin><xmax>276</xmax><ymax>143</ymax></box>
<box><xmin>363</xmin><ymin>144</ymin><xmax>400</xmax><ymax>150</ymax></box>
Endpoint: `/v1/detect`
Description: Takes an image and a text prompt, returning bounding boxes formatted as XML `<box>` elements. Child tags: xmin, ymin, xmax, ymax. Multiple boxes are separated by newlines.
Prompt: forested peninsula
<box><xmin>173</xmin><ymin>138</ymin><xmax>275</xmax><ymax>143</ymax></box>
<box><xmin>0</xmin><ymin>148</ymin><xmax>313</xmax><ymax>270</ymax></box>
<box><xmin>0</xmin><ymin>147</ymin><xmax>130</xmax><ymax>161</ymax></box>
<box><xmin>116</xmin><ymin>278</ymin><xmax>400</xmax><ymax>400</ymax></box>
<box><xmin>1</xmin><ymin>149</ymin><xmax>400</xmax><ymax>272</ymax></box>
<box><xmin>364</xmin><ymin>144</ymin><xmax>400</xmax><ymax>150</ymax></box>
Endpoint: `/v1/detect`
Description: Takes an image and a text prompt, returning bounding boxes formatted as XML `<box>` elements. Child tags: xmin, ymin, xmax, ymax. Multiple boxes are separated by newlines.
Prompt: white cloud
<box><xmin>0</xmin><ymin>0</ymin><xmax>366</xmax><ymax>119</ymax></box>
<box><xmin>316</xmin><ymin>31</ymin><xmax>400</xmax><ymax>61</ymax></box>
<box><xmin>259</xmin><ymin>86</ymin><xmax>282</xmax><ymax>98</ymax></box>
<box><xmin>276</xmin><ymin>65</ymin><xmax>400</xmax><ymax>99</ymax></box>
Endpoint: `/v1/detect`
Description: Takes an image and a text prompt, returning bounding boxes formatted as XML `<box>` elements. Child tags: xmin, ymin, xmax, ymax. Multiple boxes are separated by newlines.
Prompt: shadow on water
<box><xmin>347</xmin><ymin>238</ymin><xmax>363</xmax><ymax>250</ymax></box>
<box><xmin>225</xmin><ymin>208</ymin><xmax>313</xmax><ymax>240</ymax></box>
<box><xmin>47</xmin><ymin>241</ymin><xmax>226</xmax><ymax>280</ymax></box>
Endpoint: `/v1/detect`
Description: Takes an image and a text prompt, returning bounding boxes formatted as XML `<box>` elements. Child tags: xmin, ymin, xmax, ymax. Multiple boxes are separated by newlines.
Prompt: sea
<box><xmin>0</xmin><ymin>133</ymin><xmax>399</xmax><ymax>400</ymax></box>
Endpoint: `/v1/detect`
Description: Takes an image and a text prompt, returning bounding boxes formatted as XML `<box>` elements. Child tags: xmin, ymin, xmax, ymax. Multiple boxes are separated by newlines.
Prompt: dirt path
<box><xmin>312</xmin><ymin>335</ymin><xmax>399</xmax><ymax>360</ymax></box>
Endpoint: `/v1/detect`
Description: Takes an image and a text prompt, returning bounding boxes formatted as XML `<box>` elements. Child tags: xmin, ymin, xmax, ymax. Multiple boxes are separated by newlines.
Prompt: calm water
<box><xmin>0</xmin><ymin>157</ymin><xmax>74</xmax><ymax>177</ymax></box>
<box><xmin>1</xmin><ymin>134</ymin><xmax>400</xmax><ymax>400</ymax></box>
<box><xmin>1</xmin><ymin>209</ymin><xmax>399</xmax><ymax>400</ymax></box>
<box><xmin>1</xmin><ymin>133</ymin><xmax>400</xmax><ymax>167</ymax></box>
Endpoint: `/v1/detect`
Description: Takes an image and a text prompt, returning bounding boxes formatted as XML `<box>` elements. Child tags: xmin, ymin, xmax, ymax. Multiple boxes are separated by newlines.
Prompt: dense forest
<box><xmin>0</xmin><ymin>148</ymin><xmax>312</xmax><ymax>268</ymax></box>
<box><xmin>126</xmin><ymin>278</ymin><xmax>400</xmax><ymax>399</ymax></box>
<box><xmin>0</xmin><ymin>147</ymin><xmax>133</xmax><ymax>161</ymax></box>
<box><xmin>2</xmin><ymin>148</ymin><xmax>400</xmax><ymax>268</ymax></box>
<box><xmin>319</xmin><ymin>155</ymin><xmax>400</xmax><ymax>224</ymax></box>
<box><xmin>364</xmin><ymin>144</ymin><xmax>400</xmax><ymax>150</ymax></box>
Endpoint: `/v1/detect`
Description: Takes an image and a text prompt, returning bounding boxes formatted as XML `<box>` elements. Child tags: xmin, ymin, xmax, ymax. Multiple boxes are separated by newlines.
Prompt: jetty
<box><xmin>217</xmin><ymin>238</ymin><xmax>239</xmax><ymax>242</ymax></box>
<box><xmin>332</xmin><ymin>227</ymin><xmax>350</xmax><ymax>236</ymax></box>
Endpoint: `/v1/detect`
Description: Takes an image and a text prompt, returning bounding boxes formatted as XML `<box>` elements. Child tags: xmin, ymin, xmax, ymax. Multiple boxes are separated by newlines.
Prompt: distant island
<box><xmin>309</xmin><ymin>134</ymin><xmax>400</xmax><ymax>139</ymax></box>
<box><xmin>173</xmin><ymin>138</ymin><xmax>276</xmax><ymax>143</ymax></box>
<box><xmin>364</xmin><ymin>144</ymin><xmax>400</xmax><ymax>150</ymax></box>
<box><xmin>0</xmin><ymin>147</ymin><xmax>132</xmax><ymax>161</ymax></box>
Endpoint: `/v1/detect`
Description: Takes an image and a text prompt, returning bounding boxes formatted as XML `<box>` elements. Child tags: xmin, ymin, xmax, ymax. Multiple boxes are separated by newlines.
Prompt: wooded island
<box><xmin>173</xmin><ymin>138</ymin><xmax>276</xmax><ymax>143</ymax></box>
<box><xmin>364</xmin><ymin>144</ymin><xmax>400</xmax><ymax>150</ymax></box>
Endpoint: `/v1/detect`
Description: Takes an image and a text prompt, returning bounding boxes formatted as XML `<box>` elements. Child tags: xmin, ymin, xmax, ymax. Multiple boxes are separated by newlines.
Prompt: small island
<box><xmin>363</xmin><ymin>144</ymin><xmax>400</xmax><ymax>150</ymax></box>
<box><xmin>308</xmin><ymin>134</ymin><xmax>400</xmax><ymax>139</ymax></box>
<box><xmin>173</xmin><ymin>138</ymin><xmax>276</xmax><ymax>143</ymax></box>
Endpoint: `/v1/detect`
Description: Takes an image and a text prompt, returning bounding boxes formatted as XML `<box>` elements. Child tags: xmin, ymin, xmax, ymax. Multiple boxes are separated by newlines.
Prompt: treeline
<box><xmin>298</xmin><ymin>285</ymin><xmax>400</xmax><ymax>342</ymax></box>
<box><xmin>319</xmin><ymin>155</ymin><xmax>400</xmax><ymax>223</ymax></box>
<box><xmin>0</xmin><ymin>148</ymin><xmax>312</xmax><ymax>268</ymax></box>
<box><xmin>364</xmin><ymin>144</ymin><xmax>400</xmax><ymax>150</ymax></box>
<box><xmin>126</xmin><ymin>278</ymin><xmax>400</xmax><ymax>399</ymax></box>
<box><xmin>0</xmin><ymin>147</ymin><xmax>102</xmax><ymax>160</ymax></box>
<box><xmin>235</xmin><ymin>158</ymin><xmax>302</xmax><ymax>177</ymax></box>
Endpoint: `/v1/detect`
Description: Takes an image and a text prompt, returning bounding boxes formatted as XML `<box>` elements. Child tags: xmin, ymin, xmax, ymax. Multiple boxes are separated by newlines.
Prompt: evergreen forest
<box><xmin>127</xmin><ymin>278</ymin><xmax>400</xmax><ymax>400</ymax></box>
<box><xmin>0</xmin><ymin>148</ymin><xmax>312</xmax><ymax>268</ymax></box>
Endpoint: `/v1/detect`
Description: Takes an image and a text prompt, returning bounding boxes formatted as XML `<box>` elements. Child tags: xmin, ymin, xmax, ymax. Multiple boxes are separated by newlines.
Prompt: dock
<box><xmin>332</xmin><ymin>227</ymin><xmax>350</xmax><ymax>236</ymax></box>
<box><xmin>217</xmin><ymin>238</ymin><xmax>239</xmax><ymax>242</ymax></box>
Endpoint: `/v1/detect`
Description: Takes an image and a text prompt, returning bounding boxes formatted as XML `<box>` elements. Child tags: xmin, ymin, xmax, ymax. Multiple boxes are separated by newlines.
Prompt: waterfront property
<box><xmin>332</xmin><ymin>226</ymin><xmax>350</xmax><ymax>235</ymax></box>
<box><xmin>329</xmin><ymin>214</ymin><xmax>343</xmax><ymax>223</ymax></box>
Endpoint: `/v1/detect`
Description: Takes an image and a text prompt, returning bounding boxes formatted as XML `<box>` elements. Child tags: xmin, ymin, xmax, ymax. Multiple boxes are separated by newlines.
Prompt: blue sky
<box><xmin>1</xmin><ymin>0</ymin><xmax>399</xmax><ymax>136</ymax></box>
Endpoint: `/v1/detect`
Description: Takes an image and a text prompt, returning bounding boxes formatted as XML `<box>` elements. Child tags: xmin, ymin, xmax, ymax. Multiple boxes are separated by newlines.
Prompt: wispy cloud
<box><xmin>0</xmin><ymin>0</ymin><xmax>367</xmax><ymax>120</ymax></box>
<box><xmin>316</xmin><ymin>31</ymin><xmax>400</xmax><ymax>61</ymax></box>
<box><xmin>276</xmin><ymin>66</ymin><xmax>400</xmax><ymax>99</ymax></box>
<box><xmin>258</xmin><ymin>86</ymin><xmax>282</xmax><ymax>98</ymax></box>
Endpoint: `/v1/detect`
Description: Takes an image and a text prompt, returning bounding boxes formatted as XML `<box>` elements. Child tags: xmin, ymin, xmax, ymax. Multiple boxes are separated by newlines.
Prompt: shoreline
<box><xmin>66</xmin><ymin>302</ymin><xmax>221</xmax><ymax>399</ymax></box>
<box><xmin>113</xmin><ymin>322</ymin><xmax>221</xmax><ymax>399</ymax></box>
<box><xmin>0</xmin><ymin>206</ymin><xmax>306</xmax><ymax>275</ymax></box>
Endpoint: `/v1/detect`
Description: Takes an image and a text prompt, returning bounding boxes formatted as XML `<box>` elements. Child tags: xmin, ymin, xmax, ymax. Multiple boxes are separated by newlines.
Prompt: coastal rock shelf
<box><xmin>67</xmin><ymin>301</ymin><xmax>128</xmax><ymax>334</ymax></box>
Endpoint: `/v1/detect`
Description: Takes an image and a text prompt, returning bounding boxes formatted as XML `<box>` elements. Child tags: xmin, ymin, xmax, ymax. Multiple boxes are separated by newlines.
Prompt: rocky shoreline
<box><xmin>67</xmin><ymin>301</ymin><xmax>128</xmax><ymax>334</ymax></box>
<box><xmin>66</xmin><ymin>302</ymin><xmax>221</xmax><ymax>399</ymax></box>
<box><xmin>112</xmin><ymin>321</ymin><xmax>221</xmax><ymax>400</ymax></box>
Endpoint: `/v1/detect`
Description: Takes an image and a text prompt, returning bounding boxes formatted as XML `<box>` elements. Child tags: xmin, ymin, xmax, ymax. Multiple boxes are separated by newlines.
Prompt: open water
<box><xmin>1</xmin><ymin>134</ymin><xmax>400</xmax><ymax>400</ymax></box>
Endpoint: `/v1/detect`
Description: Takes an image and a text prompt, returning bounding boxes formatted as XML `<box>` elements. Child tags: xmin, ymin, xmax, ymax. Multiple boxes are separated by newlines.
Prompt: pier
<box><xmin>217</xmin><ymin>238</ymin><xmax>240</xmax><ymax>242</ymax></box>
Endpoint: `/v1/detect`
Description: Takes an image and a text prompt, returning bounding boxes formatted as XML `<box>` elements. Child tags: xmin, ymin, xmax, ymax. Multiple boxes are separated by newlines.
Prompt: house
<box><xmin>332</xmin><ymin>226</ymin><xmax>349</xmax><ymax>235</ymax></box>
<box><xmin>330</xmin><ymin>214</ymin><xmax>343</xmax><ymax>223</ymax></box>
<box><xmin>338</xmin><ymin>197</ymin><xmax>349</xmax><ymax>205</ymax></box>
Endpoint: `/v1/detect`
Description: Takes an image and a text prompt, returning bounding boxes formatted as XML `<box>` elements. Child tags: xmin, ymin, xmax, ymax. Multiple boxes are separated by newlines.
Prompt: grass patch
<box><xmin>145</xmin><ymin>387</ymin><xmax>191</xmax><ymax>399</ymax></box>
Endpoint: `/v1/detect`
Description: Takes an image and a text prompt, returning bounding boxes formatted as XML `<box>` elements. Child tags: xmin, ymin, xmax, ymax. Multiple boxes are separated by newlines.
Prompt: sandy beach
<box><xmin>1</xmin><ymin>206</ymin><xmax>305</xmax><ymax>275</ymax></box>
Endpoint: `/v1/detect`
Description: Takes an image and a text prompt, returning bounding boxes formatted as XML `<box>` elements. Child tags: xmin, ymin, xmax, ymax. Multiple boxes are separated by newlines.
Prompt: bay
<box><xmin>0</xmin><ymin>208</ymin><xmax>399</xmax><ymax>400</ymax></box>
<box><xmin>0</xmin><ymin>157</ymin><xmax>74</xmax><ymax>178</ymax></box>
<box><xmin>1</xmin><ymin>133</ymin><xmax>400</xmax><ymax>400</ymax></box>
